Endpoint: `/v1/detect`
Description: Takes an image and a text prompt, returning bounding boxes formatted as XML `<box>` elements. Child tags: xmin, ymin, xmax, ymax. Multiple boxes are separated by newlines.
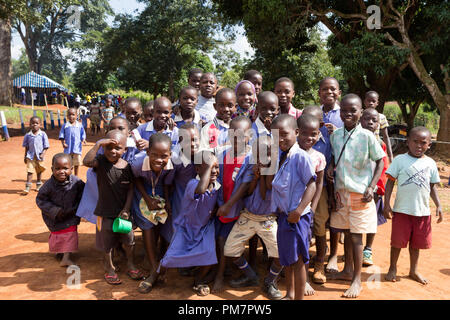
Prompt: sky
<box><xmin>11</xmin><ymin>0</ymin><xmax>256</xmax><ymax>65</ymax></box>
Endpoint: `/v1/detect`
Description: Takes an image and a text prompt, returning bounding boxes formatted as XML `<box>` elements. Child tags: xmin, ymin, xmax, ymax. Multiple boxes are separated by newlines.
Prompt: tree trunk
<box><xmin>168</xmin><ymin>76</ymin><xmax>175</xmax><ymax>102</ymax></box>
<box><xmin>398</xmin><ymin>99</ymin><xmax>422</xmax><ymax>130</ymax></box>
<box><xmin>0</xmin><ymin>18</ymin><xmax>12</xmax><ymax>106</ymax></box>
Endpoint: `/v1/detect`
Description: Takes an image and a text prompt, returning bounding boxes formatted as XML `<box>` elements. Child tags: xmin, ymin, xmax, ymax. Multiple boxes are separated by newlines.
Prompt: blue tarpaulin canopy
<box><xmin>13</xmin><ymin>71</ymin><xmax>67</xmax><ymax>91</ymax></box>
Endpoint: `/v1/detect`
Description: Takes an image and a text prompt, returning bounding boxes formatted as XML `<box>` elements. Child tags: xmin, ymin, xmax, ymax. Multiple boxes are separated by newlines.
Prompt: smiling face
<box><xmin>125</xmin><ymin>102</ymin><xmax>142</xmax><ymax>125</ymax></box>
<box><xmin>274</xmin><ymin>81</ymin><xmax>295</xmax><ymax>109</ymax></box>
<box><xmin>236</xmin><ymin>82</ymin><xmax>255</xmax><ymax>110</ymax></box>
<box><xmin>147</xmin><ymin>140</ymin><xmax>172</xmax><ymax>173</ymax></box>
<box><xmin>360</xmin><ymin>108</ymin><xmax>379</xmax><ymax>133</ymax></box>
<box><xmin>104</xmin><ymin>133</ymin><xmax>127</xmax><ymax>164</ymax></box>
<box><xmin>298</xmin><ymin>120</ymin><xmax>320</xmax><ymax>151</ymax></box>
<box><xmin>319</xmin><ymin>78</ymin><xmax>341</xmax><ymax>108</ymax></box>
<box><xmin>340</xmin><ymin>97</ymin><xmax>362</xmax><ymax>131</ymax></box>
<box><xmin>179</xmin><ymin>88</ymin><xmax>198</xmax><ymax>113</ymax></box>
<box><xmin>214</xmin><ymin>91</ymin><xmax>236</xmax><ymax>123</ymax></box>
<box><xmin>52</xmin><ymin>157</ymin><xmax>72</xmax><ymax>182</ymax></box>
<box><xmin>257</xmin><ymin>93</ymin><xmax>279</xmax><ymax>123</ymax></box>
<box><xmin>180</xmin><ymin>127</ymin><xmax>200</xmax><ymax>158</ymax></box>
<box><xmin>407</xmin><ymin>129</ymin><xmax>431</xmax><ymax>158</ymax></box>
<box><xmin>199</xmin><ymin>74</ymin><xmax>217</xmax><ymax>98</ymax></box>
<box><xmin>153</xmin><ymin>98</ymin><xmax>172</xmax><ymax>129</ymax></box>
<box><xmin>272</xmin><ymin>118</ymin><xmax>298</xmax><ymax>152</ymax></box>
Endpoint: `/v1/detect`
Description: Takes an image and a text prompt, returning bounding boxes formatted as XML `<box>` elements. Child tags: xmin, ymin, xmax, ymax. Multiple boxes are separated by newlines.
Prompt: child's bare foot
<box><xmin>304</xmin><ymin>282</ymin><xmax>315</xmax><ymax>296</ymax></box>
<box><xmin>385</xmin><ymin>268</ymin><xmax>397</xmax><ymax>282</ymax></box>
<box><xmin>409</xmin><ymin>271</ymin><xmax>428</xmax><ymax>285</ymax></box>
<box><xmin>211</xmin><ymin>276</ymin><xmax>224</xmax><ymax>293</ymax></box>
<box><xmin>60</xmin><ymin>253</ymin><xmax>75</xmax><ymax>267</ymax></box>
<box><xmin>342</xmin><ymin>280</ymin><xmax>362</xmax><ymax>298</ymax></box>
<box><xmin>281</xmin><ymin>295</ymin><xmax>294</xmax><ymax>300</ymax></box>
<box><xmin>327</xmin><ymin>270</ymin><xmax>352</xmax><ymax>281</ymax></box>
<box><xmin>326</xmin><ymin>255</ymin><xmax>339</xmax><ymax>273</ymax></box>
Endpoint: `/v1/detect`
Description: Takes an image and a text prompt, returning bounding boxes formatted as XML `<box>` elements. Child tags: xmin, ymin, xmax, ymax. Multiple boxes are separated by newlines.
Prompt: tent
<box><xmin>13</xmin><ymin>71</ymin><xmax>67</xmax><ymax>106</ymax></box>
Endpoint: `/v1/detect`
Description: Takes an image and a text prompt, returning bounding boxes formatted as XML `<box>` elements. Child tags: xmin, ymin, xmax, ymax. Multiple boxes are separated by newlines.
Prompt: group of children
<box><xmin>26</xmin><ymin>69</ymin><xmax>443</xmax><ymax>300</ymax></box>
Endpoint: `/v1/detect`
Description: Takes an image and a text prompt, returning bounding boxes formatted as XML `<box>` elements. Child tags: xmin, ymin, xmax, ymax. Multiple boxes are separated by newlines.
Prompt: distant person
<box><xmin>59</xmin><ymin>108</ymin><xmax>86</xmax><ymax>176</ymax></box>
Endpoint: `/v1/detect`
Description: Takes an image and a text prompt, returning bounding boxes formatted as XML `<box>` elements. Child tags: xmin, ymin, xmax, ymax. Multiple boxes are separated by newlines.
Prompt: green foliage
<box><xmin>72</xmin><ymin>60</ymin><xmax>106</xmax><ymax>93</ymax></box>
<box><xmin>105</xmin><ymin>89</ymin><xmax>153</xmax><ymax>106</ymax></box>
<box><xmin>11</xmin><ymin>48</ymin><xmax>30</xmax><ymax>78</ymax></box>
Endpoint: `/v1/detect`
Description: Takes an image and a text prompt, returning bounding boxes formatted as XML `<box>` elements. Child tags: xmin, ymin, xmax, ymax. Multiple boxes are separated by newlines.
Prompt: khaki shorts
<box><xmin>313</xmin><ymin>188</ymin><xmax>329</xmax><ymax>237</ymax></box>
<box><xmin>224</xmin><ymin>209</ymin><xmax>279</xmax><ymax>258</ymax></box>
<box><xmin>330</xmin><ymin>189</ymin><xmax>377</xmax><ymax>234</ymax></box>
<box><xmin>70</xmin><ymin>153</ymin><xmax>82</xmax><ymax>167</ymax></box>
<box><xmin>26</xmin><ymin>158</ymin><xmax>46</xmax><ymax>174</ymax></box>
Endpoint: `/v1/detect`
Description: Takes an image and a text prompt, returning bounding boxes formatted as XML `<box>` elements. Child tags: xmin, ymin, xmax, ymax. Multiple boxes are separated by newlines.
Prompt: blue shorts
<box><xmin>277</xmin><ymin>211</ymin><xmax>312</xmax><ymax>266</ymax></box>
<box><xmin>215</xmin><ymin>217</ymin><xmax>236</xmax><ymax>240</ymax></box>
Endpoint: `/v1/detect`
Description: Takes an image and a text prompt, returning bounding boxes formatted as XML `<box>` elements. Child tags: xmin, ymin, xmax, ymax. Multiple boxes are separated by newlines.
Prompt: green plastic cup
<box><xmin>112</xmin><ymin>218</ymin><xmax>132</xmax><ymax>234</ymax></box>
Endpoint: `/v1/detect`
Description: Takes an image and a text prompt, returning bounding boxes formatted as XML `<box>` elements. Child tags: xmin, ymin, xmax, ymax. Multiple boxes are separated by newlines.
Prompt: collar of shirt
<box><xmin>142</xmin><ymin>155</ymin><xmax>173</xmax><ymax>172</ymax></box>
<box><xmin>173</xmin><ymin>109</ymin><xmax>201</xmax><ymax>123</ymax></box>
<box><xmin>145</xmin><ymin>120</ymin><xmax>172</xmax><ymax>132</ymax></box>
<box><xmin>195</xmin><ymin>175</ymin><xmax>221</xmax><ymax>191</ymax></box>
<box><xmin>178</xmin><ymin>151</ymin><xmax>192</xmax><ymax>167</ymax></box>
<box><xmin>214</xmin><ymin>117</ymin><xmax>230</xmax><ymax>129</ymax></box>
<box><xmin>287</xmin><ymin>104</ymin><xmax>301</xmax><ymax>117</ymax></box>
<box><xmin>254</xmin><ymin>117</ymin><xmax>270</xmax><ymax>136</ymax></box>
<box><xmin>66</xmin><ymin>121</ymin><xmax>82</xmax><ymax>128</ymax></box>
<box><xmin>320</xmin><ymin>103</ymin><xmax>340</xmax><ymax>114</ymax></box>
<box><xmin>27</xmin><ymin>129</ymin><xmax>42</xmax><ymax>137</ymax></box>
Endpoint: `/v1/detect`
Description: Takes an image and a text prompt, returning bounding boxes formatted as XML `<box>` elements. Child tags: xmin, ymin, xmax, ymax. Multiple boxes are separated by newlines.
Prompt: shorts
<box><xmin>90</xmin><ymin>115</ymin><xmax>100</xmax><ymax>126</ymax></box>
<box><xmin>391</xmin><ymin>212</ymin><xmax>431</xmax><ymax>249</ymax></box>
<box><xmin>215</xmin><ymin>216</ymin><xmax>236</xmax><ymax>240</ymax></box>
<box><xmin>224</xmin><ymin>209</ymin><xmax>279</xmax><ymax>258</ymax></box>
<box><xmin>70</xmin><ymin>153</ymin><xmax>82</xmax><ymax>167</ymax></box>
<box><xmin>330</xmin><ymin>189</ymin><xmax>377</xmax><ymax>234</ymax></box>
<box><xmin>313</xmin><ymin>188</ymin><xmax>329</xmax><ymax>237</ymax></box>
<box><xmin>95</xmin><ymin>216</ymin><xmax>135</xmax><ymax>252</ymax></box>
<box><xmin>26</xmin><ymin>158</ymin><xmax>46</xmax><ymax>174</ymax></box>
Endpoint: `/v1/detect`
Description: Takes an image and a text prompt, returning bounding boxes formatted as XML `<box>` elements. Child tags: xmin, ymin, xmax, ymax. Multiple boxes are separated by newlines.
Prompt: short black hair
<box><xmin>341</xmin><ymin>93</ymin><xmax>362</xmax><ymax>108</ymax></box>
<box><xmin>215</xmin><ymin>87</ymin><xmax>235</xmax><ymax>103</ymax></box>
<box><xmin>143</xmin><ymin>100</ymin><xmax>154</xmax><ymax>111</ymax></box>
<box><xmin>365</xmin><ymin>90</ymin><xmax>379</xmax><ymax>99</ymax></box>
<box><xmin>274</xmin><ymin>77</ymin><xmax>294</xmax><ymax>89</ymax></box>
<box><xmin>319</xmin><ymin>77</ymin><xmax>339</xmax><ymax>89</ymax></box>
<box><xmin>297</xmin><ymin>114</ymin><xmax>320</xmax><ymax>130</ymax></box>
<box><xmin>257</xmin><ymin>91</ymin><xmax>278</xmax><ymax>104</ymax></box>
<box><xmin>301</xmin><ymin>105</ymin><xmax>323</xmax><ymax>119</ymax></box>
<box><xmin>362</xmin><ymin>107</ymin><xmax>379</xmax><ymax>117</ymax></box>
<box><xmin>109</xmin><ymin>116</ymin><xmax>130</xmax><ymax>128</ymax></box>
<box><xmin>407</xmin><ymin>126</ymin><xmax>431</xmax><ymax>138</ymax></box>
<box><xmin>271</xmin><ymin>114</ymin><xmax>297</xmax><ymax>130</ymax></box>
<box><xmin>29</xmin><ymin>116</ymin><xmax>41</xmax><ymax>123</ymax></box>
<box><xmin>52</xmin><ymin>152</ymin><xmax>72</xmax><ymax>166</ymax></box>
<box><xmin>200</xmin><ymin>72</ymin><xmax>217</xmax><ymax>81</ymax></box>
<box><xmin>230</xmin><ymin>115</ymin><xmax>252</xmax><ymax>129</ymax></box>
<box><xmin>180</xmin><ymin>85</ymin><xmax>198</xmax><ymax>97</ymax></box>
<box><xmin>148</xmin><ymin>132</ymin><xmax>172</xmax><ymax>149</ymax></box>
<box><xmin>188</xmin><ymin>68</ymin><xmax>203</xmax><ymax>79</ymax></box>
<box><xmin>243</xmin><ymin>70</ymin><xmax>262</xmax><ymax>80</ymax></box>
<box><xmin>125</xmin><ymin>97</ymin><xmax>142</xmax><ymax>109</ymax></box>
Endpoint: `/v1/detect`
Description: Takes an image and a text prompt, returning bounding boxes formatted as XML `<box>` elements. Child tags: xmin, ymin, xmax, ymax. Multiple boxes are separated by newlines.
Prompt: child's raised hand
<box><xmin>436</xmin><ymin>206</ymin><xmax>443</xmax><ymax>223</ymax></box>
<box><xmin>324</xmin><ymin>123</ymin><xmax>337</xmax><ymax>136</ymax></box>
<box><xmin>263</xmin><ymin>117</ymin><xmax>272</xmax><ymax>130</ymax></box>
<box><xmin>167</xmin><ymin>117</ymin><xmax>176</xmax><ymax>130</ymax></box>
<box><xmin>136</xmin><ymin>139</ymin><xmax>149</xmax><ymax>150</ymax></box>
<box><xmin>97</xmin><ymin>138</ymin><xmax>117</xmax><ymax>147</ymax></box>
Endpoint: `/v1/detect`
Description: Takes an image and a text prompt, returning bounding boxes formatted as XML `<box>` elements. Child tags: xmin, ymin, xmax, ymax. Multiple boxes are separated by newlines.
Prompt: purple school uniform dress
<box><xmin>312</xmin><ymin>126</ymin><xmax>332</xmax><ymax>187</ymax></box>
<box><xmin>159</xmin><ymin>179</ymin><xmax>219</xmax><ymax>270</ymax></box>
<box><xmin>130</xmin><ymin>152</ymin><xmax>175</xmax><ymax>242</ymax></box>
<box><xmin>321</xmin><ymin>103</ymin><xmax>344</xmax><ymax>129</ymax></box>
<box><xmin>136</xmin><ymin>120</ymin><xmax>179</xmax><ymax>149</ymax></box>
<box><xmin>271</xmin><ymin>143</ymin><xmax>316</xmax><ymax>266</ymax></box>
<box><xmin>58</xmin><ymin>121</ymin><xmax>85</xmax><ymax>155</ymax></box>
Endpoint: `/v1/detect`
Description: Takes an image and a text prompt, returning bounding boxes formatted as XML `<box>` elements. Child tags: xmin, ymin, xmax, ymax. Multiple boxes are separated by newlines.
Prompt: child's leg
<box><xmin>212</xmin><ymin>236</ymin><xmax>227</xmax><ymax>293</ymax></box>
<box><xmin>326</xmin><ymin>230</ymin><xmax>340</xmax><ymax>273</ymax></box>
<box><xmin>386</xmin><ymin>247</ymin><xmax>401</xmax><ymax>282</ymax></box>
<box><xmin>248</xmin><ymin>235</ymin><xmax>258</xmax><ymax>268</ymax></box>
<box><xmin>342</xmin><ymin>233</ymin><xmax>363</xmax><ymax>298</ymax></box>
<box><xmin>263</xmin><ymin>258</ymin><xmax>283</xmax><ymax>300</ymax></box>
<box><xmin>24</xmin><ymin>172</ymin><xmax>33</xmax><ymax>193</ymax></box>
<box><xmin>281</xmin><ymin>265</ymin><xmax>294</xmax><ymax>300</ymax></box>
<box><xmin>328</xmin><ymin>230</ymin><xmax>353</xmax><ymax>280</ymax></box>
<box><xmin>142</xmin><ymin>228</ymin><xmax>158</xmax><ymax>273</ymax></box>
<box><xmin>229</xmin><ymin>255</ymin><xmax>258</xmax><ymax>287</ymax></box>
<box><xmin>363</xmin><ymin>233</ymin><xmax>376</xmax><ymax>266</ymax></box>
<box><xmin>103</xmin><ymin>249</ymin><xmax>116</xmax><ymax>276</ymax></box>
<box><xmin>293</xmin><ymin>258</ymin><xmax>307</xmax><ymax>300</ymax></box>
<box><xmin>408</xmin><ymin>247</ymin><xmax>427</xmax><ymax>284</ymax></box>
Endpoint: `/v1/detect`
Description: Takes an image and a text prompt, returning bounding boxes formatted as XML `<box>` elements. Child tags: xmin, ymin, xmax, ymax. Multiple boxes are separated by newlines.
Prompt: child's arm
<box><xmin>120</xmin><ymin>182</ymin><xmax>134</xmax><ymax>220</ymax></box>
<box><xmin>247</xmin><ymin>164</ymin><xmax>260</xmax><ymax>196</ymax></box>
<box><xmin>195</xmin><ymin>162</ymin><xmax>213</xmax><ymax>195</ymax></box>
<box><xmin>36</xmin><ymin>183</ymin><xmax>64</xmax><ymax>221</ymax></box>
<box><xmin>287</xmin><ymin>178</ymin><xmax>316</xmax><ymax>223</ymax></box>
<box><xmin>135</xmin><ymin>177</ymin><xmax>161</xmax><ymax>210</ymax></box>
<box><xmin>381</xmin><ymin>127</ymin><xmax>393</xmax><ymax>163</ymax></box>
<box><xmin>430</xmin><ymin>183</ymin><xmax>443</xmax><ymax>223</ymax></box>
<box><xmin>216</xmin><ymin>182</ymin><xmax>250</xmax><ymax>217</ymax></box>
<box><xmin>164</xmin><ymin>184</ymin><xmax>171</xmax><ymax>215</ymax></box>
<box><xmin>383</xmin><ymin>178</ymin><xmax>395</xmax><ymax>219</ymax></box>
<box><xmin>363</xmin><ymin>158</ymin><xmax>383</xmax><ymax>202</ymax></box>
<box><xmin>24</xmin><ymin>146</ymin><xmax>28</xmax><ymax>164</ymax></box>
<box><xmin>311</xmin><ymin>170</ymin><xmax>324</xmax><ymax>213</ymax></box>
<box><xmin>82</xmin><ymin>138</ymin><xmax>114</xmax><ymax>168</ymax></box>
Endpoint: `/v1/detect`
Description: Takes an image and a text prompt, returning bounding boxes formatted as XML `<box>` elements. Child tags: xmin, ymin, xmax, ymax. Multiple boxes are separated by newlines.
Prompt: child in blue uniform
<box><xmin>269</xmin><ymin>114</ymin><xmax>317</xmax><ymax>300</ymax></box>
<box><xmin>59</xmin><ymin>108</ymin><xmax>86</xmax><ymax>176</ymax></box>
<box><xmin>159</xmin><ymin>150</ymin><xmax>220</xmax><ymax>296</ymax></box>
<box><xmin>135</xmin><ymin>133</ymin><xmax>174</xmax><ymax>294</ymax></box>
<box><xmin>172</xmin><ymin>86</ymin><xmax>205</xmax><ymax>129</ymax></box>
<box><xmin>123</xmin><ymin>97</ymin><xmax>142</xmax><ymax>131</ymax></box>
<box><xmin>213</xmin><ymin>116</ymin><xmax>254</xmax><ymax>293</ymax></box>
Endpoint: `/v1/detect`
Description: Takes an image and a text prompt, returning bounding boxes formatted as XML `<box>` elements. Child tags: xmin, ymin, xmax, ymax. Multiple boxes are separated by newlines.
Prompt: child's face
<box><xmin>147</xmin><ymin>141</ymin><xmax>171</xmax><ymax>173</ymax></box>
<box><xmin>180</xmin><ymin>128</ymin><xmax>200</xmax><ymax>157</ymax></box>
<box><xmin>153</xmin><ymin>101</ymin><xmax>172</xmax><ymax>128</ymax></box>
<box><xmin>214</xmin><ymin>92</ymin><xmax>236</xmax><ymax>122</ymax></box>
<box><xmin>236</xmin><ymin>82</ymin><xmax>255</xmax><ymax>110</ymax></box>
<box><xmin>257</xmin><ymin>96</ymin><xmax>279</xmax><ymax>124</ymax></box>
<box><xmin>364</xmin><ymin>94</ymin><xmax>379</xmax><ymax>109</ymax></box>
<box><xmin>272</xmin><ymin>121</ymin><xmax>298</xmax><ymax>152</ymax></box>
<box><xmin>319</xmin><ymin>79</ymin><xmax>341</xmax><ymax>107</ymax></box>
<box><xmin>143</xmin><ymin>106</ymin><xmax>153</xmax><ymax>123</ymax></box>
<box><xmin>274</xmin><ymin>81</ymin><xmax>295</xmax><ymax>108</ymax></box>
<box><xmin>340</xmin><ymin>99</ymin><xmax>362</xmax><ymax>130</ymax></box>
<box><xmin>30</xmin><ymin>118</ymin><xmax>40</xmax><ymax>132</ymax></box>
<box><xmin>125</xmin><ymin>102</ymin><xmax>142</xmax><ymax>125</ymax></box>
<box><xmin>52</xmin><ymin>157</ymin><xmax>72</xmax><ymax>182</ymax></box>
<box><xmin>106</xmin><ymin>98</ymin><xmax>112</xmax><ymax>107</ymax></box>
<box><xmin>230</xmin><ymin>120</ymin><xmax>252</xmax><ymax>154</ymax></box>
<box><xmin>298</xmin><ymin>122</ymin><xmax>320</xmax><ymax>151</ymax></box>
<box><xmin>68</xmin><ymin>110</ymin><xmax>77</xmax><ymax>123</ymax></box>
<box><xmin>199</xmin><ymin>74</ymin><xmax>217</xmax><ymax>98</ymax></box>
<box><xmin>360</xmin><ymin>110</ymin><xmax>379</xmax><ymax>133</ymax></box>
<box><xmin>188</xmin><ymin>73</ymin><xmax>202</xmax><ymax>90</ymax></box>
<box><xmin>407</xmin><ymin>130</ymin><xmax>431</xmax><ymax>158</ymax></box>
<box><xmin>109</xmin><ymin>118</ymin><xmax>129</xmax><ymax>135</ymax></box>
<box><xmin>180</xmin><ymin>89</ymin><xmax>198</xmax><ymax>113</ymax></box>
<box><xmin>104</xmin><ymin>136</ymin><xmax>127</xmax><ymax>163</ymax></box>
<box><xmin>249</xmin><ymin>74</ymin><xmax>263</xmax><ymax>96</ymax></box>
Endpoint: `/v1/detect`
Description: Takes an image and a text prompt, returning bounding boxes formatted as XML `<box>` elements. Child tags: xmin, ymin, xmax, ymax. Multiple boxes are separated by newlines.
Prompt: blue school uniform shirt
<box><xmin>271</xmin><ymin>142</ymin><xmax>316</xmax><ymax>216</ymax></box>
<box><xmin>245</xmin><ymin>178</ymin><xmax>272</xmax><ymax>215</ymax></box>
<box><xmin>136</xmin><ymin>120</ymin><xmax>179</xmax><ymax>149</ymax></box>
<box><xmin>22</xmin><ymin>130</ymin><xmax>50</xmax><ymax>161</ymax></box>
<box><xmin>217</xmin><ymin>147</ymin><xmax>254</xmax><ymax>219</ymax></box>
<box><xmin>249</xmin><ymin>117</ymin><xmax>271</xmax><ymax>146</ymax></box>
<box><xmin>58</xmin><ymin>121</ymin><xmax>86</xmax><ymax>155</ymax></box>
<box><xmin>321</xmin><ymin>103</ymin><xmax>344</xmax><ymax>129</ymax></box>
<box><xmin>312</xmin><ymin>126</ymin><xmax>332</xmax><ymax>186</ymax></box>
<box><xmin>172</xmin><ymin>109</ymin><xmax>205</xmax><ymax>130</ymax></box>
<box><xmin>80</xmin><ymin>114</ymin><xmax>89</xmax><ymax>130</ymax></box>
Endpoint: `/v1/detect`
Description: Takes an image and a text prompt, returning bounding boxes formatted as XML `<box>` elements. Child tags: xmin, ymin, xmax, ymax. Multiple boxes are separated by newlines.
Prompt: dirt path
<box><xmin>0</xmin><ymin>128</ymin><xmax>449</xmax><ymax>300</ymax></box>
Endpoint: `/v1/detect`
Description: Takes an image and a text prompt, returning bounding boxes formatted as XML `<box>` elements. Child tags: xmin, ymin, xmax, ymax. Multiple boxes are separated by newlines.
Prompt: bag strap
<box><xmin>335</xmin><ymin>127</ymin><xmax>356</xmax><ymax>168</ymax></box>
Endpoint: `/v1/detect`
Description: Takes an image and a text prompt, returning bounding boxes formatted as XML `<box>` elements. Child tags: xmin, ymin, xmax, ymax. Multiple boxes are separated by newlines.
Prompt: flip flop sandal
<box><xmin>193</xmin><ymin>284</ymin><xmax>210</xmax><ymax>296</ymax></box>
<box><xmin>104</xmin><ymin>273</ymin><xmax>122</xmax><ymax>285</ymax></box>
<box><xmin>127</xmin><ymin>269</ymin><xmax>144</xmax><ymax>280</ymax></box>
<box><xmin>138</xmin><ymin>279</ymin><xmax>153</xmax><ymax>294</ymax></box>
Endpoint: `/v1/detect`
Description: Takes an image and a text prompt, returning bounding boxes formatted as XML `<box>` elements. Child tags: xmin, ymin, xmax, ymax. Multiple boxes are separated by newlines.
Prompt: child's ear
<box><xmin>295</xmin><ymin>128</ymin><xmax>299</xmax><ymax>136</ymax></box>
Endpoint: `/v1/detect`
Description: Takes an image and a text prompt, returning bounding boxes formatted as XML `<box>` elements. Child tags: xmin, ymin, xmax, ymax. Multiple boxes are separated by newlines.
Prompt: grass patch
<box><xmin>0</xmin><ymin>106</ymin><xmax>50</xmax><ymax>125</ymax></box>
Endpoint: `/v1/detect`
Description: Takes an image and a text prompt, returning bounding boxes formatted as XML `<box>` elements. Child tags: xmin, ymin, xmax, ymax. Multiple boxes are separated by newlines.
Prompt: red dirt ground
<box><xmin>0</xmin><ymin>126</ymin><xmax>449</xmax><ymax>300</ymax></box>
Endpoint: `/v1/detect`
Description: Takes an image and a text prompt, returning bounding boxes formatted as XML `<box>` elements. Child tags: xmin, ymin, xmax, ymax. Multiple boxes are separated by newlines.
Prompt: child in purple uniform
<box><xmin>159</xmin><ymin>150</ymin><xmax>220</xmax><ymax>296</ymax></box>
<box><xmin>59</xmin><ymin>108</ymin><xmax>86</xmax><ymax>176</ymax></box>
<box><xmin>172</xmin><ymin>86</ymin><xmax>205</xmax><ymax>129</ymax></box>
<box><xmin>269</xmin><ymin>114</ymin><xmax>317</xmax><ymax>300</ymax></box>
